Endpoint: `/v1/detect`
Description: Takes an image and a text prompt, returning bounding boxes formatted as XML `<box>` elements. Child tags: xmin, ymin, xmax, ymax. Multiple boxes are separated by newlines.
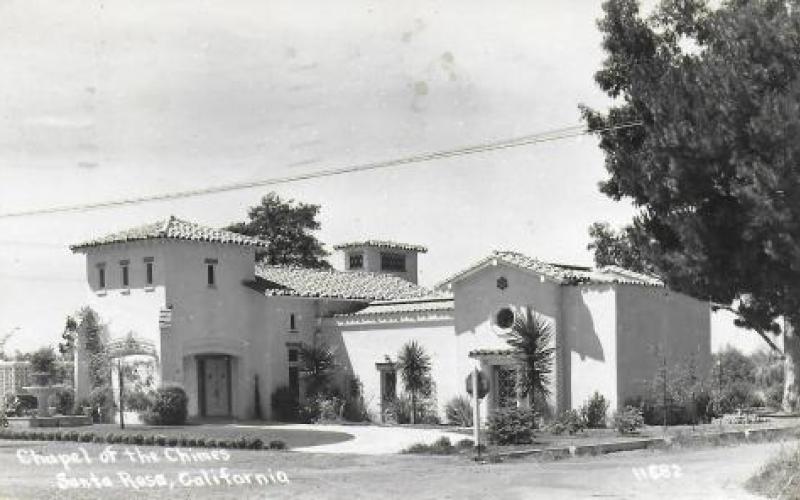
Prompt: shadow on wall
<box><xmin>571</xmin><ymin>291</ymin><xmax>605</xmax><ymax>363</ymax></box>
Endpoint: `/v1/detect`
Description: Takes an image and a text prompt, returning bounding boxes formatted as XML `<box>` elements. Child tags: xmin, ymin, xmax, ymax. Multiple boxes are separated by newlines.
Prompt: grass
<box><xmin>746</xmin><ymin>442</ymin><xmax>800</xmax><ymax>499</ymax></box>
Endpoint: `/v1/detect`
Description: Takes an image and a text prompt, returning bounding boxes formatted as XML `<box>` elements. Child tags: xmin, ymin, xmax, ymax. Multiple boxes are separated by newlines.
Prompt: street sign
<box><xmin>465</xmin><ymin>371</ymin><xmax>489</xmax><ymax>399</ymax></box>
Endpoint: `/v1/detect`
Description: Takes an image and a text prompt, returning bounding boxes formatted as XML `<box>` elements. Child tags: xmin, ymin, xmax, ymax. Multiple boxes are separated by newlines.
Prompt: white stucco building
<box><xmin>71</xmin><ymin>216</ymin><xmax>711</xmax><ymax>422</ymax></box>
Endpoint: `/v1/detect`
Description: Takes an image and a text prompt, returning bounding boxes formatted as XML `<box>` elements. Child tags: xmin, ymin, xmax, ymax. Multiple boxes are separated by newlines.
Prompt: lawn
<box><xmin>35</xmin><ymin>423</ymin><xmax>354</xmax><ymax>449</ymax></box>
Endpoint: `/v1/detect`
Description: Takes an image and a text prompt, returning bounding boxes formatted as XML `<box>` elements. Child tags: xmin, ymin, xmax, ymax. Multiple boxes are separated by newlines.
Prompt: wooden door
<box><xmin>203</xmin><ymin>357</ymin><xmax>230</xmax><ymax>417</ymax></box>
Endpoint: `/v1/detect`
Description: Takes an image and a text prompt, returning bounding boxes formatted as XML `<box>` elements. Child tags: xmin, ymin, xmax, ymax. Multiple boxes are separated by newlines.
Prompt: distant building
<box><xmin>70</xmin><ymin>216</ymin><xmax>711</xmax><ymax>421</ymax></box>
<box><xmin>0</xmin><ymin>360</ymin><xmax>31</xmax><ymax>397</ymax></box>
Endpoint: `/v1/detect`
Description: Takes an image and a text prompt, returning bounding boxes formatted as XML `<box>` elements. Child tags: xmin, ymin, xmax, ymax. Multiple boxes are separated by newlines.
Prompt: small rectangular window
<box><xmin>380</xmin><ymin>252</ymin><xmax>406</xmax><ymax>272</ymax></box>
<box><xmin>290</xmin><ymin>313</ymin><xmax>296</xmax><ymax>331</ymax></box>
<box><xmin>146</xmin><ymin>262</ymin><xmax>154</xmax><ymax>285</ymax></box>
<box><xmin>121</xmin><ymin>265</ymin><xmax>129</xmax><ymax>287</ymax></box>
<box><xmin>288</xmin><ymin>348</ymin><xmax>298</xmax><ymax>363</ymax></box>
<box><xmin>98</xmin><ymin>267</ymin><xmax>106</xmax><ymax>289</ymax></box>
<box><xmin>349</xmin><ymin>253</ymin><xmax>363</xmax><ymax>269</ymax></box>
<box><xmin>207</xmin><ymin>264</ymin><xmax>215</xmax><ymax>287</ymax></box>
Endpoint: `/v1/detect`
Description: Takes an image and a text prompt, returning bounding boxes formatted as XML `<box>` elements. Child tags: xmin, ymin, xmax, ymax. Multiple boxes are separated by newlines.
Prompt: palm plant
<box><xmin>298</xmin><ymin>341</ymin><xmax>338</xmax><ymax>397</ymax></box>
<box><xmin>397</xmin><ymin>340</ymin><xmax>432</xmax><ymax>424</ymax></box>
<box><xmin>506</xmin><ymin>307</ymin><xmax>556</xmax><ymax>410</ymax></box>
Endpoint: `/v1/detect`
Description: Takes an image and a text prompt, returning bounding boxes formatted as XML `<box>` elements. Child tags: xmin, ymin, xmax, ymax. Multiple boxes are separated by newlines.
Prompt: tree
<box><xmin>298</xmin><ymin>341</ymin><xmax>338</xmax><ymax>397</ymax></box>
<box><xmin>506</xmin><ymin>308</ymin><xmax>556</xmax><ymax>411</ymax></box>
<box><xmin>58</xmin><ymin>316</ymin><xmax>78</xmax><ymax>358</ymax></box>
<box><xmin>75</xmin><ymin>307</ymin><xmax>109</xmax><ymax>389</ymax></box>
<box><xmin>582</xmin><ymin>0</ymin><xmax>800</xmax><ymax>411</ymax></box>
<box><xmin>226</xmin><ymin>192</ymin><xmax>330</xmax><ymax>268</ymax></box>
<box><xmin>396</xmin><ymin>340</ymin><xmax>432</xmax><ymax>424</ymax></box>
<box><xmin>587</xmin><ymin>222</ymin><xmax>652</xmax><ymax>274</ymax></box>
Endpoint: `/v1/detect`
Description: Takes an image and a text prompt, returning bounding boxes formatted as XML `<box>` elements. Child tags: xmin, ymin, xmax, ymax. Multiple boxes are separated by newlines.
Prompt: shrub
<box><xmin>486</xmin><ymin>407</ymin><xmax>537</xmax><ymax>445</ymax></box>
<box><xmin>765</xmin><ymin>384</ymin><xmax>784</xmax><ymax>410</ymax></box>
<box><xmin>268</xmin><ymin>440</ymin><xmax>287</xmax><ymax>450</ymax></box>
<box><xmin>155</xmin><ymin>435</ymin><xmax>167</xmax><ymax>446</ymax></box>
<box><xmin>93</xmin><ymin>435</ymin><xmax>104</xmax><ymax>444</ymax></box>
<box><xmin>124</xmin><ymin>390</ymin><xmax>154</xmax><ymax>413</ymax></box>
<box><xmin>548</xmin><ymin>409</ymin><xmax>586</xmax><ymax>435</ymax></box>
<box><xmin>144</xmin><ymin>435</ymin><xmax>155</xmax><ymax>446</ymax></box>
<box><xmin>144</xmin><ymin>386</ymin><xmax>188</xmax><ymax>426</ymax></box>
<box><xmin>217</xmin><ymin>439</ymin><xmax>231</xmax><ymax>448</ymax></box>
<box><xmin>49</xmin><ymin>388</ymin><xmax>75</xmax><ymax>416</ymax></box>
<box><xmin>580</xmin><ymin>392</ymin><xmax>609</xmax><ymax>429</ymax></box>
<box><xmin>299</xmin><ymin>394</ymin><xmax>344</xmax><ymax>423</ymax></box>
<box><xmin>236</xmin><ymin>437</ymin><xmax>247</xmax><ymax>449</ymax></box>
<box><xmin>195</xmin><ymin>438</ymin><xmax>205</xmax><ymax>447</ymax></box>
<box><xmin>342</xmin><ymin>376</ymin><xmax>370</xmax><ymax>422</ymax></box>
<box><xmin>456</xmin><ymin>438</ymin><xmax>475</xmax><ymax>449</ymax></box>
<box><xmin>248</xmin><ymin>438</ymin><xmax>264</xmax><ymax>450</ymax></box>
<box><xmin>178</xmin><ymin>436</ymin><xmax>189</xmax><ymax>447</ymax></box>
<box><xmin>445</xmin><ymin>396</ymin><xmax>473</xmax><ymax>427</ymax></box>
<box><xmin>187</xmin><ymin>438</ymin><xmax>197</xmax><ymax>447</ymax></box>
<box><xmin>205</xmin><ymin>438</ymin><xmax>217</xmax><ymax>448</ymax></box>
<box><xmin>270</xmin><ymin>386</ymin><xmax>299</xmax><ymax>422</ymax></box>
<box><xmin>30</xmin><ymin>347</ymin><xmax>57</xmax><ymax>379</ymax></box>
<box><xmin>402</xmin><ymin>437</ymin><xmax>456</xmax><ymax>455</ymax></box>
<box><xmin>80</xmin><ymin>432</ymin><xmax>93</xmax><ymax>442</ymax></box>
<box><xmin>614</xmin><ymin>406</ymin><xmax>644</xmax><ymax>434</ymax></box>
<box><xmin>167</xmin><ymin>437</ymin><xmax>178</xmax><ymax>447</ymax></box>
<box><xmin>385</xmin><ymin>394</ymin><xmax>439</xmax><ymax>424</ymax></box>
<box><xmin>88</xmin><ymin>385</ymin><xmax>115</xmax><ymax>423</ymax></box>
<box><xmin>105</xmin><ymin>433</ymin><xmax>116</xmax><ymax>443</ymax></box>
<box><xmin>132</xmin><ymin>434</ymin><xmax>145</xmax><ymax>445</ymax></box>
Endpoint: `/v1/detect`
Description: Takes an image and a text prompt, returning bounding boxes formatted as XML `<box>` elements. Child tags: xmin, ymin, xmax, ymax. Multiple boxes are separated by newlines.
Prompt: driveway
<box><xmin>233</xmin><ymin>423</ymin><xmax>469</xmax><ymax>454</ymax></box>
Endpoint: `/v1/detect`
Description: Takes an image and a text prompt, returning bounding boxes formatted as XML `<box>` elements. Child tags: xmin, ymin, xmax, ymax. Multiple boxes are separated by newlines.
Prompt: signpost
<box><xmin>467</xmin><ymin>367</ymin><xmax>488</xmax><ymax>459</ymax></box>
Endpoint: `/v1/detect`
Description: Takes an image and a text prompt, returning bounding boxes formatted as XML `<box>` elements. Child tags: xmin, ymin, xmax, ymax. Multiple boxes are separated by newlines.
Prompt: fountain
<box><xmin>23</xmin><ymin>372</ymin><xmax>65</xmax><ymax>418</ymax></box>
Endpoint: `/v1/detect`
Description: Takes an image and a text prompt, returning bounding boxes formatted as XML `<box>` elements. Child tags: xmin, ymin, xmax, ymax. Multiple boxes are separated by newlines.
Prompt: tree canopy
<box><xmin>583</xmin><ymin>0</ymin><xmax>800</xmax><ymax>410</ymax></box>
<box><xmin>226</xmin><ymin>192</ymin><xmax>330</xmax><ymax>269</ymax></box>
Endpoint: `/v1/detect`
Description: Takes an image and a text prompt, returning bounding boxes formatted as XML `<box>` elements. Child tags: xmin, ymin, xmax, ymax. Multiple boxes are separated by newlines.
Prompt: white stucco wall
<box><xmin>616</xmin><ymin>285</ymin><xmax>711</xmax><ymax>408</ymax></box>
<box><xmin>452</xmin><ymin>263</ymin><xmax>562</xmax><ymax>415</ymax></box>
<box><xmin>325</xmin><ymin>317</ymin><xmax>456</xmax><ymax>420</ymax></box>
<box><xmin>561</xmin><ymin>285</ymin><xmax>618</xmax><ymax>411</ymax></box>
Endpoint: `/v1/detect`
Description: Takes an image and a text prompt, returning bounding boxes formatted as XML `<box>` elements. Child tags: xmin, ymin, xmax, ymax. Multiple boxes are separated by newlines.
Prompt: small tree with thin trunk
<box><xmin>397</xmin><ymin>340</ymin><xmax>432</xmax><ymax>424</ymax></box>
<box><xmin>506</xmin><ymin>307</ymin><xmax>556</xmax><ymax>412</ymax></box>
<box><xmin>298</xmin><ymin>341</ymin><xmax>338</xmax><ymax>397</ymax></box>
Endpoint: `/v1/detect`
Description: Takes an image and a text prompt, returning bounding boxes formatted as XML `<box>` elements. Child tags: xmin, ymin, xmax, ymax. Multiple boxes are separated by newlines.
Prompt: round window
<box><xmin>495</xmin><ymin>307</ymin><xmax>515</xmax><ymax>329</ymax></box>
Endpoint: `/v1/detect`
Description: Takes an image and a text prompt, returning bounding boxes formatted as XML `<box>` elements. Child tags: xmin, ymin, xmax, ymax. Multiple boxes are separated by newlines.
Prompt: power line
<box><xmin>0</xmin><ymin>121</ymin><xmax>642</xmax><ymax>219</ymax></box>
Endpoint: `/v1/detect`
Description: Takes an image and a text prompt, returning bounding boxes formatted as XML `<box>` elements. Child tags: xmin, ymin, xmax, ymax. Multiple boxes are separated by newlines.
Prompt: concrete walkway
<box><xmin>233</xmin><ymin>423</ymin><xmax>469</xmax><ymax>454</ymax></box>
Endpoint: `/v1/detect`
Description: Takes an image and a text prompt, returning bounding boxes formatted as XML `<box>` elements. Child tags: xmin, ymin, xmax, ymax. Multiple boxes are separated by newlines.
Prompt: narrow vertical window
<box><xmin>205</xmin><ymin>258</ymin><xmax>218</xmax><ymax>287</ymax></box>
<box><xmin>98</xmin><ymin>266</ymin><xmax>106</xmax><ymax>289</ymax></box>
<box><xmin>290</xmin><ymin>313</ymin><xmax>296</xmax><ymax>331</ymax></box>
<box><xmin>121</xmin><ymin>264</ymin><xmax>129</xmax><ymax>287</ymax></box>
<box><xmin>144</xmin><ymin>257</ymin><xmax>154</xmax><ymax>286</ymax></box>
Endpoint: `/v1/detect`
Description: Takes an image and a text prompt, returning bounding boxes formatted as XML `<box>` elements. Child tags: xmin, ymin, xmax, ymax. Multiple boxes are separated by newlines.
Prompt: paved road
<box><xmin>0</xmin><ymin>438</ymin><xmax>793</xmax><ymax>499</ymax></box>
<box><xmin>233</xmin><ymin>423</ymin><xmax>469</xmax><ymax>454</ymax></box>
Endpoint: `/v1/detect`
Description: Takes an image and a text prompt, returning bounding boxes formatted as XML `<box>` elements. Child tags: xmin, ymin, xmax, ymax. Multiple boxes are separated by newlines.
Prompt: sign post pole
<box><xmin>472</xmin><ymin>364</ymin><xmax>481</xmax><ymax>460</ymax></box>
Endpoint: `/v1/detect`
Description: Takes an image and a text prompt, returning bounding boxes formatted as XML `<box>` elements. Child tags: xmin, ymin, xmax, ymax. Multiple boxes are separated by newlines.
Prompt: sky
<box><xmin>0</xmin><ymin>0</ymin><xmax>763</xmax><ymax>354</ymax></box>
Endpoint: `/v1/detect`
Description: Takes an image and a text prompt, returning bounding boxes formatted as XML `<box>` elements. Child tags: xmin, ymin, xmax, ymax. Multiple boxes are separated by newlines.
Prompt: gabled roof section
<box><xmin>338</xmin><ymin>295</ymin><xmax>454</xmax><ymax>317</ymax></box>
<box><xmin>70</xmin><ymin>216</ymin><xmax>270</xmax><ymax>251</ymax></box>
<box><xmin>436</xmin><ymin>250</ymin><xmax>664</xmax><ymax>289</ymax></box>
<box><xmin>333</xmin><ymin>240</ymin><xmax>428</xmax><ymax>253</ymax></box>
<box><xmin>252</xmin><ymin>264</ymin><xmax>435</xmax><ymax>301</ymax></box>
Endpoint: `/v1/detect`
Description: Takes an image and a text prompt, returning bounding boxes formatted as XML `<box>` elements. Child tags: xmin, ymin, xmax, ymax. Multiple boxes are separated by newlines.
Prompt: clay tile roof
<box><xmin>333</xmin><ymin>240</ymin><xmax>428</xmax><ymax>253</ymax></box>
<box><xmin>340</xmin><ymin>296</ymin><xmax>454</xmax><ymax>317</ymax></box>
<box><xmin>70</xmin><ymin>216</ymin><xmax>270</xmax><ymax>251</ymax></box>
<box><xmin>253</xmin><ymin>264</ymin><xmax>434</xmax><ymax>301</ymax></box>
<box><xmin>468</xmin><ymin>348</ymin><xmax>516</xmax><ymax>358</ymax></box>
<box><xmin>437</xmin><ymin>250</ymin><xmax>664</xmax><ymax>288</ymax></box>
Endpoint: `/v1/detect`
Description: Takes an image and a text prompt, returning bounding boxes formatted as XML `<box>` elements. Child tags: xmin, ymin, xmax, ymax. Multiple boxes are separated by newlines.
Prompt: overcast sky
<box><xmin>0</xmin><ymin>0</ymin><xmax>760</xmax><ymax>354</ymax></box>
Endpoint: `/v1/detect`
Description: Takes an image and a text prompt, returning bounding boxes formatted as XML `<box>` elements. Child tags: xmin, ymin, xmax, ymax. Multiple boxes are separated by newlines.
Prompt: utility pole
<box><xmin>662</xmin><ymin>354</ymin><xmax>668</xmax><ymax>433</ymax></box>
<box><xmin>118</xmin><ymin>358</ymin><xmax>125</xmax><ymax>430</ymax></box>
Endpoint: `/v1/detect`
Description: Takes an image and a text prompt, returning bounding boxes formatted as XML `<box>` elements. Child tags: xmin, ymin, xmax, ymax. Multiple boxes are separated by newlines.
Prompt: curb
<box><xmin>493</xmin><ymin>425</ymin><xmax>800</xmax><ymax>460</ymax></box>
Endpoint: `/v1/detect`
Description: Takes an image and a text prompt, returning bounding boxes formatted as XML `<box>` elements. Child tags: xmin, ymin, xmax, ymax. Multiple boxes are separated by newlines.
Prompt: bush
<box><xmin>49</xmin><ymin>388</ymin><xmax>75</xmax><ymax>416</ymax></box>
<box><xmin>167</xmin><ymin>437</ymin><xmax>178</xmax><ymax>447</ymax></box>
<box><xmin>270</xmin><ymin>386</ymin><xmax>299</xmax><ymax>422</ymax></box>
<box><xmin>385</xmin><ymin>394</ymin><xmax>439</xmax><ymax>424</ymax></box>
<box><xmin>456</xmin><ymin>438</ymin><xmax>475</xmax><ymax>449</ymax></box>
<box><xmin>124</xmin><ymin>390</ymin><xmax>154</xmax><ymax>413</ymax></box>
<box><xmin>548</xmin><ymin>409</ymin><xmax>587</xmax><ymax>435</ymax></box>
<box><xmin>765</xmin><ymin>384</ymin><xmax>784</xmax><ymax>410</ymax></box>
<box><xmin>155</xmin><ymin>435</ymin><xmax>167</xmax><ymax>446</ymax></box>
<box><xmin>614</xmin><ymin>406</ymin><xmax>644</xmax><ymax>434</ymax></box>
<box><xmin>342</xmin><ymin>377</ymin><xmax>370</xmax><ymax>422</ymax></box>
<box><xmin>144</xmin><ymin>386</ymin><xmax>188</xmax><ymax>425</ymax></box>
<box><xmin>402</xmin><ymin>436</ymin><xmax>457</xmax><ymax>455</ymax></box>
<box><xmin>299</xmin><ymin>394</ymin><xmax>344</xmax><ymax>423</ymax></box>
<box><xmin>268</xmin><ymin>440</ymin><xmax>287</xmax><ymax>450</ymax></box>
<box><xmin>445</xmin><ymin>396</ymin><xmax>473</xmax><ymax>427</ymax></box>
<box><xmin>88</xmin><ymin>385</ymin><xmax>115</xmax><ymax>423</ymax></box>
<box><xmin>580</xmin><ymin>392</ymin><xmax>609</xmax><ymax>429</ymax></box>
<box><xmin>205</xmin><ymin>438</ymin><xmax>217</xmax><ymax>448</ymax></box>
<box><xmin>195</xmin><ymin>438</ymin><xmax>205</xmax><ymax>447</ymax></box>
<box><xmin>248</xmin><ymin>438</ymin><xmax>264</xmax><ymax>450</ymax></box>
<box><xmin>486</xmin><ymin>407</ymin><xmax>537</xmax><ymax>445</ymax></box>
<box><xmin>144</xmin><ymin>435</ymin><xmax>155</xmax><ymax>446</ymax></box>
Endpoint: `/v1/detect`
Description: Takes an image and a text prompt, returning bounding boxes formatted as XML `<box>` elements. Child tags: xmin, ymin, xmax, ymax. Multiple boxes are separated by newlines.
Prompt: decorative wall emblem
<box><xmin>496</xmin><ymin>276</ymin><xmax>508</xmax><ymax>290</ymax></box>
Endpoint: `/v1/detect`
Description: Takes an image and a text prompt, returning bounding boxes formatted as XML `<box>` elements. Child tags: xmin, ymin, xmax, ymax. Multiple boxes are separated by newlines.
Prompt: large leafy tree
<box><xmin>396</xmin><ymin>340</ymin><xmax>432</xmax><ymax>424</ymax></box>
<box><xmin>227</xmin><ymin>192</ymin><xmax>330</xmax><ymax>269</ymax></box>
<box><xmin>583</xmin><ymin>0</ymin><xmax>800</xmax><ymax>410</ymax></box>
<box><xmin>506</xmin><ymin>308</ymin><xmax>556</xmax><ymax>410</ymax></box>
